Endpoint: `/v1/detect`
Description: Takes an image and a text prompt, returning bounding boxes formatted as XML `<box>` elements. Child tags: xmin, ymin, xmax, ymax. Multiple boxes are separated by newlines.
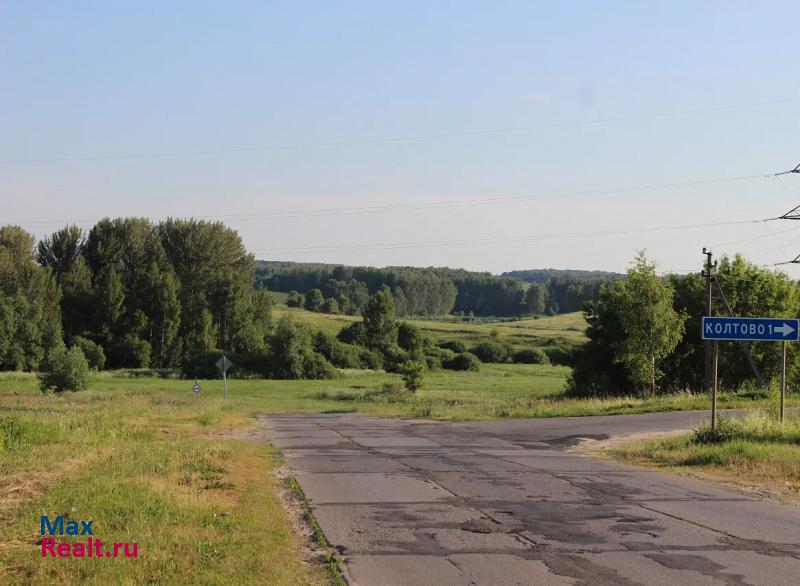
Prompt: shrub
<box><xmin>38</xmin><ymin>345</ymin><xmax>90</xmax><ymax>392</ymax></box>
<box><xmin>512</xmin><ymin>348</ymin><xmax>550</xmax><ymax>365</ymax></box>
<box><xmin>286</xmin><ymin>290</ymin><xmax>305</xmax><ymax>308</ymax></box>
<box><xmin>302</xmin><ymin>352</ymin><xmax>337</xmax><ymax>380</ymax></box>
<box><xmin>110</xmin><ymin>334</ymin><xmax>151</xmax><ymax>368</ymax></box>
<box><xmin>398</xmin><ymin>361</ymin><xmax>424</xmax><ymax>392</ymax></box>
<box><xmin>72</xmin><ymin>336</ymin><xmax>106</xmax><ymax>370</ymax></box>
<box><xmin>357</xmin><ymin>347</ymin><xmax>384</xmax><ymax>370</ymax></box>
<box><xmin>424</xmin><ymin>355</ymin><xmax>442</xmax><ymax>370</ymax></box>
<box><xmin>321</xmin><ymin>297</ymin><xmax>340</xmax><ymax>314</ymax></box>
<box><xmin>304</xmin><ymin>288</ymin><xmax>325</xmax><ymax>312</ymax></box>
<box><xmin>314</xmin><ymin>332</ymin><xmax>362</xmax><ymax>369</ymax></box>
<box><xmin>337</xmin><ymin>322</ymin><xmax>367</xmax><ymax>346</ymax></box>
<box><xmin>471</xmin><ymin>341</ymin><xmax>511</xmax><ymax>363</ymax></box>
<box><xmin>443</xmin><ymin>352</ymin><xmax>481</xmax><ymax>372</ymax></box>
<box><xmin>544</xmin><ymin>345</ymin><xmax>574</xmax><ymax>367</ymax></box>
<box><xmin>269</xmin><ymin>316</ymin><xmax>336</xmax><ymax>379</ymax></box>
<box><xmin>693</xmin><ymin>417</ymin><xmax>745</xmax><ymax>444</ymax></box>
<box><xmin>438</xmin><ymin>340</ymin><xmax>467</xmax><ymax>353</ymax></box>
<box><xmin>383</xmin><ymin>345</ymin><xmax>409</xmax><ymax>373</ymax></box>
<box><xmin>397</xmin><ymin>322</ymin><xmax>426</xmax><ymax>359</ymax></box>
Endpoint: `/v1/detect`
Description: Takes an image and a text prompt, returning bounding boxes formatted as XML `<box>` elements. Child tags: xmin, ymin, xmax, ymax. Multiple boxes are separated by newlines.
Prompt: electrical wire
<box><xmin>3</xmin><ymin>97</ymin><xmax>799</xmax><ymax>164</ymax></box>
<box><xmin>2</xmin><ymin>172</ymin><xmax>775</xmax><ymax>229</ymax></box>
<box><xmin>251</xmin><ymin>218</ymin><xmax>763</xmax><ymax>255</ymax></box>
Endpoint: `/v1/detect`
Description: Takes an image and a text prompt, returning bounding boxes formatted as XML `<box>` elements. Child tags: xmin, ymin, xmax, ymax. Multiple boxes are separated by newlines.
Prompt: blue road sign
<box><xmin>702</xmin><ymin>317</ymin><xmax>800</xmax><ymax>342</ymax></box>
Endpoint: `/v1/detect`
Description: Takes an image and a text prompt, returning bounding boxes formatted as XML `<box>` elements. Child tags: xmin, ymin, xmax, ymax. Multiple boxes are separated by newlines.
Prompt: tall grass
<box><xmin>614</xmin><ymin>412</ymin><xmax>800</xmax><ymax>491</ymax></box>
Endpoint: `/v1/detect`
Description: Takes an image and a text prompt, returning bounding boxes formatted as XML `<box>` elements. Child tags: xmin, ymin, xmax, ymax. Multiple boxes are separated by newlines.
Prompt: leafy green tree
<box><xmin>72</xmin><ymin>336</ymin><xmax>106</xmax><ymax>370</ymax></box>
<box><xmin>95</xmin><ymin>265</ymin><xmax>125</xmax><ymax>348</ymax></box>
<box><xmin>362</xmin><ymin>289</ymin><xmax>398</xmax><ymax>350</ymax></box>
<box><xmin>398</xmin><ymin>361</ymin><xmax>424</xmax><ymax>392</ymax></box>
<box><xmin>286</xmin><ymin>290</ymin><xmax>305</xmax><ymax>308</ymax></box>
<box><xmin>39</xmin><ymin>344</ymin><xmax>90</xmax><ymax>392</ymax></box>
<box><xmin>524</xmin><ymin>283</ymin><xmax>548</xmax><ymax>315</ymax></box>
<box><xmin>37</xmin><ymin>225</ymin><xmax>85</xmax><ymax>276</ymax></box>
<box><xmin>304</xmin><ymin>288</ymin><xmax>324</xmax><ymax>312</ymax></box>
<box><xmin>612</xmin><ymin>252</ymin><xmax>685</xmax><ymax>396</ymax></box>
<box><xmin>321</xmin><ymin>297</ymin><xmax>340</xmax><ymax>314</ymax></box>
<box><xmin>397</xmin><ymin>322</ymin><xmax>425</xmax><ymax>359</ymax></box>
<box><xmin>59</xmin><ymin>257</ymin><xmax>93</xmax><ymax>342</ymax></box>
<box><xmin>268</xmin><ymin>316</ymin><xmax>335</xmax><ymax>379</ymax></box>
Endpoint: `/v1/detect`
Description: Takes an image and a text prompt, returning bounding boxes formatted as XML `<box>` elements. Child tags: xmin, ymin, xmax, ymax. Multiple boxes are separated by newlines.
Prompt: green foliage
<box><xmin>304</xmin><ymin>288</ymin><xmax>324</xmax><ymax>312</ymax></box>
<box><xmin>286</xmin><ymin>290</ymin><xmax>305</xmax><ymax>308</ymax></box>
<box><xmin>693</xmin><ymin>412</ymin><xmax>800</xmax><ymax>445</ymax></box>
<box><xmin>321</xmin><ymin>297</ymin><xmax>340</xmax><ymax>314</ymax></box>
<box><xmin>613</xmin><ymin>253</ymin><xmax>685</xmax><ymax>395</ymax></box>
<box><xmin>382</xmin><ymin>345</ymin><xmax>410</xmax><ymax>373</ymax></box>
<box><xmin>72</xmin><ymin>336</ymin><xmax>106</xmax><ymax>370</ymax></box>
<box><xmin>397</xmin><ymin>322</ymin><xmax>426</xmax><ymax>359</ymax></box>
<box><xmin>398</xmin><ymin>361</ymin><xmax>424</xmax><ymax>392</ymax></box>
<box><xmin>314</xmin><ymin>332</ymin><xmax>363</xmax><ymax>369</ymax></box>
<box><xmin>337</xmin><ymin>321</ymin><xmax>367</xmax><ymax>346</ymax></box>
<box><xmin>543</xmin><ymin>345</ymin><xmax>574</xmax><ymax>367</ymax></box>
<box><xmin>569</xmin><ymin>253</ymin><xmax>684</xmax><ymax>398</ymax></box>
<box><xmin>443</xmin><ymin>352</ymin><xmax>481</xmax><ymax>371</ymax></box>
<box><xmin>524</xmin><ymin>283</ymin><xmax>548</xmax><ymax>315</ymax></box>
<box><xmin>512</xmin><ymin>348</ymin><xmax>550</xmax><ymax>365</ymax></box>
<box><xmin>438</xmin><ymin>340</ymin><xmax>467</xmax><ymax>353</ymax></box>
<box><xmin>471</xmin><ymin>341</ymin><xmax>511</xmax><ymax>363</ymax></box>
<box><xmin>362</xmin><ymin>289</ymin><xmax>398</xmax><ymax>350</ymax></box>
<box><xmin>110</xmin><ymin>334</ymin><xmax>152</xmax><ymax>369</ymax></box>
<box><xmin>268</xmin><ymin>316</ymin><xmax>336</xmax><ymax>379</ymax></box>
<box><xmin>0</xmin><ymin>227</ymin><xmax>62</xmax><ymax>372</ymax></box>
<box><xmin>38</xmin><ymin>345</ymin><xmax>90</xmax><ymax>392</ymax></box>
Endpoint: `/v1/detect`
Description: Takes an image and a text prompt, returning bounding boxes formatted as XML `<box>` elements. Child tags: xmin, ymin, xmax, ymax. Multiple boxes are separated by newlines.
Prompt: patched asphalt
<box><xmin>261</xmin><ymin>411</ymin><xmax>800</xmax><ymax>585</ymax></box>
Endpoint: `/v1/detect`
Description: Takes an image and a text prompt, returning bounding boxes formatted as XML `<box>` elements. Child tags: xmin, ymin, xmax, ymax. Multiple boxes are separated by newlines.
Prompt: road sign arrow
<box><xmin>775</xmin><ymin>322</ymin><xmax>796</xmax><ymax>337</ymax></box>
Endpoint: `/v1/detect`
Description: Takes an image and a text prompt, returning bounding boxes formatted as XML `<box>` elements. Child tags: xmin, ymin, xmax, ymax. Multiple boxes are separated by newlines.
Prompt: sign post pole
<box><xmin>214</xmin><ymin>356</ymin><xmax>233</xmax><ymax>400</ymax></box>
<box><xmin>712</xmin><ymin>341</ymin><xmax>719</xmax><ymax>431</ymax></box>
<box><xmin>781</xmin><ymin>341</ymin><xmax>786</xmax><ymax>424</ymax></box>
<box><xmin>223</xmin><ymin>360</ymin><xmax>228</xmax><ymax>400</ymax></box>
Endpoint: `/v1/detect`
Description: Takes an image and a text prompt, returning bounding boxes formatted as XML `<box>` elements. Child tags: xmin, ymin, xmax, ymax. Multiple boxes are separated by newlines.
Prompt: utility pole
<box><xmin>702</xmin><ymin>248</ymin><xmax>718</xmax><ymax>429</ymax></box>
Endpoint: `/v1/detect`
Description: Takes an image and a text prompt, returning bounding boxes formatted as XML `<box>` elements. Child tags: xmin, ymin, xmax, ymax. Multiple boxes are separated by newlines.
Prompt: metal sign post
<box><xmin>214</xmin><ymin>356</ymin><xmax>232</xmax><ymax>399</ymax></box>
<box><xmin>781</xmin><ymin>341</ymin><xmax>787</xmax><ymax>423</ymax></box>
<box><xmin>702</xmin><ymin>317</ymin><xmax>799</xmax><ymax>428</ymax></box>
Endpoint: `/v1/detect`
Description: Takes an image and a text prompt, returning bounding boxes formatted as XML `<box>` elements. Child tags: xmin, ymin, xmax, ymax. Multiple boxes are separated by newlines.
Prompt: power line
<box><xmin>3</xmin><ymin>97</ymin><xmax>799</xmax><ymax>164</ymax></box>
<box><xmin>2</xmin><ymin>172</ymin><xmax>775</xmax><ymax>229</ymax></box>
<box><xmin>252</xmin><ymin>218</ymin><xmax>763</xmax><ymax>255</ymax></box>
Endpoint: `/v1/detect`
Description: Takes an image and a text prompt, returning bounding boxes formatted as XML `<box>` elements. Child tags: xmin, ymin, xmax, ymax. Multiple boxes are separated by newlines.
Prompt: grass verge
<box><xmin>284</xmin><ymin>477</ymin><xmax>347</xmax><ymax>586</ymax></box>
<box><xmin>611</xmin><ymin>411</ymin><xmax>800</xmax><ymax>501</ymax></box>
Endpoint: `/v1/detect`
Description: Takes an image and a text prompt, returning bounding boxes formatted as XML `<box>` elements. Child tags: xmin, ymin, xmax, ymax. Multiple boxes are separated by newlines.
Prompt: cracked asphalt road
<box><xmin>261</xmin><ymin>411</ymin><xmax>800</xmax><ymax>585</ymax></box>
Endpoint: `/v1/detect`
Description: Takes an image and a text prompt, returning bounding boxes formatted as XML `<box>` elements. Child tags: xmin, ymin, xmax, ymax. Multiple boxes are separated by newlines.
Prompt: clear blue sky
<box><xmin>2</xmin><ymin>1</ymin><xmax>799</xmax><ymax>275</ymax></box>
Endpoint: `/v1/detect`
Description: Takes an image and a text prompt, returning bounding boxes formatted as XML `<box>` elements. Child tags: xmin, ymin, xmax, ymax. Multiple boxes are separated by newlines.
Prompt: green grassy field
<box><xmin>272</xmin><ymin>306</ymin><xmax>587</xmax><ymax>349</ymax></box>
<box><xmin>3</xmin><ymin>306</ymin><xmax>797</xmax><ymax>584</ymax></box>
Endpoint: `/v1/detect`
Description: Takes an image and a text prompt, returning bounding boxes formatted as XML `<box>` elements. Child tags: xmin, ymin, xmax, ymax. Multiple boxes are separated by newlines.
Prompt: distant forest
<box><xmin>502</xmin><ymin>268</ymin><xmax>624</xmax><ymax>284</ymax></box>
<box><xmin>255</xmin><ymin>261</ymin><xmax>621</xmax><ymax>317</ymax></box>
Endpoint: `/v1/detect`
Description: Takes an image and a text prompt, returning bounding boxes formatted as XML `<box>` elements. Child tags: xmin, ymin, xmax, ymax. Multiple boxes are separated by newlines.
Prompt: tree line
<box><xmin>569</xmin><ymin>253</ymin><xmax>800</xmax><ymax>397</ymax></box>
<box><xmin>256</xmin><ymin>261</ymin><xmax>612</xmax><ymax>317</ymax></box>
<box><xmin>1</xmin><ymin>219</ymin><xmax>272</xmax><ymax>373</ymax></box>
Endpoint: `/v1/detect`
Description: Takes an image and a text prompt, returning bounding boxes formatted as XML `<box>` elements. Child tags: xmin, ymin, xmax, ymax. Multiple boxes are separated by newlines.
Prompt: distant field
<box><xmin>269</xmin><ymin>290</ymin><xmax>290</xmax><ymax>306</ymax></box>
<box><xmin>272</xmin><ymin>305</ymin><xmax>587</xmax><ymax>349</ymax></box>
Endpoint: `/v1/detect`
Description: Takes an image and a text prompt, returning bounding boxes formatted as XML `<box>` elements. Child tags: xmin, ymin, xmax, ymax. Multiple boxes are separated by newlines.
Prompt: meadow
<box><xmin>611</xmin><ymin>411</ymin><xmax>800</xmax><ymax>501</ymax></box>
<box><xmin>1</xmin><ymin>309</ymin><xmax>796</xmax><ymax>584</ymax></box>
